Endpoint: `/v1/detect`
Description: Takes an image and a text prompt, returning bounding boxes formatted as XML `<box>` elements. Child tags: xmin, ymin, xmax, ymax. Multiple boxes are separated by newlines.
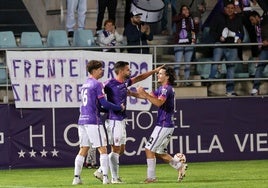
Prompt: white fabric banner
<box><xmin>6</xmin><ymin>50</ymin><xmax>153</xmax><ymax>110</ymax></box>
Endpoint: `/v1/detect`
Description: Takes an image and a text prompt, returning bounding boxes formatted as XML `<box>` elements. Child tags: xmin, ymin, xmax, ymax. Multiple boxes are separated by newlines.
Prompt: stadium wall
<box><xmin>0</xmin><ymin>98</ymin><xmax>268</xmax><ymax>169</ymax></box>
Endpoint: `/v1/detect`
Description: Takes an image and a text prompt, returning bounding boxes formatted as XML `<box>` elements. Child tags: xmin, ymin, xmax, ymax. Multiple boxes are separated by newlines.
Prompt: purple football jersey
<box><xmin>104</xmin><ymin>78</ymin><xmax>132</xmax><ymax>120</ymax></box>
<box><xmin>153</xmin><ymin>84</ymin><xmax>175</xmax><ymax>128</ymax></box>
<box><xmin>78</xmin><ymin>77</ymin><xmax>105</xmax><ymax>125</ymax></box>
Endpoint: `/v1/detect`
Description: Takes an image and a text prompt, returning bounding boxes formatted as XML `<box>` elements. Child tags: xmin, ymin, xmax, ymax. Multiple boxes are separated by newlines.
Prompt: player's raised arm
<box><xmin>131</xmin><ymin>64</ymin><xmax>165</xmax><ymax>84</ymax></box>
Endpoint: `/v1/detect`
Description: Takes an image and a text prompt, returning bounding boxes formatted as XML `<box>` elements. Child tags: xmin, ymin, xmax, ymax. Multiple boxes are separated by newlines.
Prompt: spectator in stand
<box><xmin>97</xmin><ymin>19</ymin><xmax>124</xmax><ymax>52</ymax></box>
<box><xmin>249</xmin><ymin>11</ymin><xmax>268</xmax><ymax>95</ymax></box>
<box><xmin>172</xmin><ymin>5</ymin><xmax>197</xmax><ymax>86</ymax></box>
<box><xmin>161</xmin><ymin>0</ymin><xmax>177</xmax><ymax>35</ymax></box>
<box><xmin>177</xmin><ymin>0</ymin><xmax>206</xmax><ymax>37</ymax></box>
<box><xmin>96</xmin><ymin>0</ymin><xmax>118</xmax><ymax>32</ymax></box>
<box><xmin>124</xmin><ymin>10</ymin><xmax>153</xmax><ymax>54</ymax></box>
<box><xmin>233</xmin><ymin>0</ymin><xmax>258</xmax><ymax>60</ymax></box>
<box><xmin>66</xmin><ymin>0</ymin><xmax>87</xmax><ymax>37</ymax></box>
<box><xmin>176</xmin><ymin>0</ymin><xmax>206</xmax><ymax>72</ymax></box>
<box><xmin>209</xmin><ymin>0</ymin><xmax>244</xmax><ymax>96</ymax></box>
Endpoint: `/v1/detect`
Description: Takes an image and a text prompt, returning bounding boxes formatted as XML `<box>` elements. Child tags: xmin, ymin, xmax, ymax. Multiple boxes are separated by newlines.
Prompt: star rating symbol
<box><xmin>17</xmin><ymin>148</ymin><xmax>60</xmax><ymax>158</ymax></box>
<box><xmin>51</xmin><ymin>148</ymin><xmax>59</xmax><ymax>157</ymax></box>
<box><xmin>18</xmin><ymin>150</ymin><xmax>26</xmax><ymax>158</ymax></box>
<box><xmin>40</xmin><ymin>149</ymin><xmax>48</xmax><ymax>157</ymax></box>
<box><xmin>29</xmin><ymin>149</ymin><xmax>37</xmax><ymax>157</ymax></box>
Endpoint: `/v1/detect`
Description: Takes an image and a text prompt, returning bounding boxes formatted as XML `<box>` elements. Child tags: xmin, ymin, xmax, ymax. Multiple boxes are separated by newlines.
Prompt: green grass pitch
<box><xmin>0</xmin><ymin>160</ymin><xmax>267</xmax><ymax>188</ymax></box>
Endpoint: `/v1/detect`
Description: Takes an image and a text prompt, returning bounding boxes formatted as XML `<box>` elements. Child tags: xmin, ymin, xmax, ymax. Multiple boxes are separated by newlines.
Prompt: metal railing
<box><xmin>0</xmin><ymin>41</ymin><xmax>267</xmax><ymax>103</ymax></box>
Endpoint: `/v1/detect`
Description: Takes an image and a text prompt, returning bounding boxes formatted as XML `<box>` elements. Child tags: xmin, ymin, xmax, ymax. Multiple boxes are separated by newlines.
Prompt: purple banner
<box><xmin>0</xmin><ymin>98</ymin><xmax>268</xmax><ymax>169</ymax></box>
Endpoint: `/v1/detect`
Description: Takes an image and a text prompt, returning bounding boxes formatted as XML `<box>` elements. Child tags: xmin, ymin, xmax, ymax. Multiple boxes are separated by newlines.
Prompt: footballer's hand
<box><xmin>137</xmin><ymin>86</ymin><xmax>147</xmax><ymax>98</ymax></box>
<box><xmin>120</xmin><ymin>103</ymin><xmax>125</xmax><ymax>111</ymax></box>
<box><xmin>155</xmin><ymin>64</ymin><xmax>165</xmax><ymax>73</ymax></box>
<box><xmin>127</xmin><ymin>89</ymin><xmax>131</xmax><ymax>96</ymax></box>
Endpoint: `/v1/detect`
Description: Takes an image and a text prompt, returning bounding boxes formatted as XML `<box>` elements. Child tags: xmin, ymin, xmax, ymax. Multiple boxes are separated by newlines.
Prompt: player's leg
<box><xmin>108</xmin><ymin>120</ymin><xmax>126</xmax><ymax>184</ymax></box>
<box><xmin>143</xmin><ymin>126</ymin><xmax>163</xmax><ymax>183</ymax></box>
<box><xmin>154</xmin><ymin>127</ymin><xmax>187</xmax><ymax>182</ymax></box>
<box><xmin>109</xmin><ymin>145</ymin><xmax>121</xmax><ymax>183</ymax></box>
<box><xmin>72</xmin><ymin>125</ymin><xmax>90</xmax><ymax>185</ymax></box>
<box><xmin>144</xmin><ymin>148</ymin><xmax>157</xmax><ymax>183</ymax></box>
<box><xmin>97</xmin><ymin>146</ymin><xmax>109</xmax><ymax>184</ymax></box>
<box><xmin>88</xmin><ymin>124</ymin><xmax>109</xmax><ymax>184</ymax></box>
<box><xmin>93</xmin><ymin>119</ymin><xmax>110</xmax><ymax>181</ymax></box>
<box><xmin>73</xmin><ymin>146</ymin><xmax>89</xmax><ymax>185</ymax></box>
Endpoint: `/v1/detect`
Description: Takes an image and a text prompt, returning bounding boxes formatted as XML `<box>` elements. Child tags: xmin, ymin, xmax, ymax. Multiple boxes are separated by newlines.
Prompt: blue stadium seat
<box><xmin>46</xmin><ymin>30</ymin><xmax>69</xmax><ymax>47</ymax></box>
<box><xmin>0</xmin><ymin>31</ymin><xmax>17</xmax><ymax>48</ymax></box>
<box><xmin>72</xmin><ymin>29</ymin><xmax>96</xmax><ymax>47</ymax></box>
<box><xmin>20</xmin><ymin>32</ymin><xmax>43</xmax><ymax>48</ymax></box>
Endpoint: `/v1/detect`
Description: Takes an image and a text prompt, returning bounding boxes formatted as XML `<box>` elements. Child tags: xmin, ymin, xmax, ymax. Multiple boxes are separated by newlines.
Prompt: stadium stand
<box><xmin>72</xmin><ymin>29</ymin><xmax>96</xmax><ymax>47</ymax></box>
<box><xmin>20</xmin><ymin>32</ymin><xmax>43</xmax><ymax>48</ymax></box>
<box><xmin>0</xmin><ymin>0</ymin><xmax>268</xmax><ymax>99</ymax></box>
<box><xmin>0</xmin><ymin>31</ymin><xmax>17</xmax><ymax>48</ymax></box>
<box><xmin>0</xmin><ymin>65</ymin><xmax>7</xmax><ymax>84</ymax></box>
<box><xmin>46</xmin><ymin>30</ymin><xmax>70</xmax><ymax>47</ymax></box>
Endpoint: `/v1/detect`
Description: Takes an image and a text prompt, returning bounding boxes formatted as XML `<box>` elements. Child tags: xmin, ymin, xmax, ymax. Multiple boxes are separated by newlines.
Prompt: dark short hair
<box><xmin>114</xmin><ymin>61</ymin><xmax>129</xmax><ymax>74</ymax></box>
<box><xmin>223</xmin><ymin>0</ymin><xmax>234</xmax><ymax>7</ymax></box>
<box><xmin>179</xmin><ymin>5</ymin><xmax>189</xmax><ymax>14</ymax></box>
<box><xmin>249</xmin><ymin>10</ymin><xmax>261</xmax><ymax>18</ymax></box>
<box><xmin>87</xmin><ymin>60</ymin><xmax>103</xmax><ymax>74</ymax></box>
<box><xmin>162</xmin><ymin>66</ymin><xmax>176</xmax><ymax>86</ymax></box>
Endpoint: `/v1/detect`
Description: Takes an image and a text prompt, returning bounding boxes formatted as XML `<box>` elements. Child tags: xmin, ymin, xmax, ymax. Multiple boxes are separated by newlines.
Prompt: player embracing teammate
<box><xmin>73</xmin><ymin>61</ymin><xmax>187</xmax><ymax>185</ymax></box>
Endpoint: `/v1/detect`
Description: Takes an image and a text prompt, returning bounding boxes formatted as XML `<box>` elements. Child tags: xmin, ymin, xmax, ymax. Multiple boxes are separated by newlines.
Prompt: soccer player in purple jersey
<box><xmin>94</xmin><ymin>61</ymin><xmax>164</xmax><ymax>184</ymax></box>
<box><xmin>130</xmin><ymin>66</ymin><xmax>187</xmax><ymax>183</ymax></box>
<box><xmin>72</xmin><ymin>60</ymin><xmax>124</xmax><ymax>185</ymax></box>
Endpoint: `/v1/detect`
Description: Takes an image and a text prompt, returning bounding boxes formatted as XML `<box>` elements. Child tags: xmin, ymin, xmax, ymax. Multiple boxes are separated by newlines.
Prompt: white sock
<box><xmin>74</xmin><ymin>155</ymin><xmax>85</xmax><ymax>176</ymax></box>
<box><xmin>109</xmin><ymin>152</ymin><xmax>119</xmax><ymax>180</ymax></box>
<box><xmin>100</xmin><ymin>154</ymin><xmax>109</xmax><ymax>177</ymax></box>
<box><xmin>147</xmin><ymin>158</ymin><xmax>156</xmax><ymax>179</ymax></box>
<box><xmin>169</xmin><ymin>158</ymin><xmax>182</xmax><ymax>170</ymax></box>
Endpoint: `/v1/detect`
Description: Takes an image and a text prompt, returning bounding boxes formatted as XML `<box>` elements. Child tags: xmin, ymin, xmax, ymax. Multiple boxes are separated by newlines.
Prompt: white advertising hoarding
<box><xmin>6</xmin><ymin>50</ymin><xmax>153</xmax><ymax>110</ymax></box>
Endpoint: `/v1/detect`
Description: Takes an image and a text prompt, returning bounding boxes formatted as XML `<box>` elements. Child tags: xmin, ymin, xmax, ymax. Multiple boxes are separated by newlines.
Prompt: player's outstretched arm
<box><xmin>132</xmin><ymin>64</ymin><xmax>165</xmax><ymax>84</ymax></box>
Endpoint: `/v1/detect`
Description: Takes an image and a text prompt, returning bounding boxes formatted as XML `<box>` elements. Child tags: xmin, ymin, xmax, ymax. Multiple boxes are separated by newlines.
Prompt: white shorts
<box><xmin>78</xmin><ymin>124</ymin><xmax>107</xmax><ymax>148</ymax></box>
<box><xmin>145</xmin><ymin>126</ymin><xmax>174</xmax><ymax>154</ymax></box>
<box><xmin>105</xmin><ymin>119</ymin><xmax>126</xmax><ymax>146</ymax></box>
